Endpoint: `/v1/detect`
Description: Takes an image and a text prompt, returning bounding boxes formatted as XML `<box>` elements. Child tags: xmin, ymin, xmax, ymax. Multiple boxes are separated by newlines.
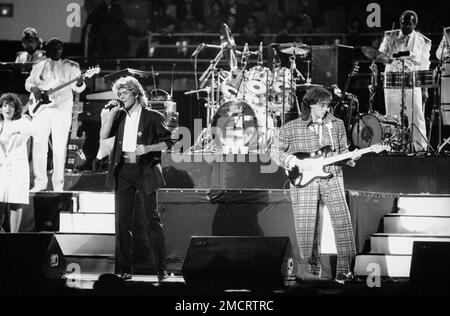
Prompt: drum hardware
<box><xmin>351</xmin><ymin>113</ymin><xmax>402</xmax><ymax>149</ymax></box>
<box><xmin>279</xmin><ymin>43</ymin><xmax>311</xmax><ymax>57</ymax></box>
<box><xmin>361</xmin><ymin>46</ymin><xmax>391</xmax><ymax>64</ymax></box>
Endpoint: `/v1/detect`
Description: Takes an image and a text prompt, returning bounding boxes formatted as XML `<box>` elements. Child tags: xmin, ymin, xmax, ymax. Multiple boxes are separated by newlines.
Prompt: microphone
<box><xmin>191</xmin><ymin>43</ymin><xmax>206</xmax><ymax>57</ymax></box>
<box><xmin>104</xmin><ymin>99</ymin><xmax>123</xmax><ymax>110</ymax></box>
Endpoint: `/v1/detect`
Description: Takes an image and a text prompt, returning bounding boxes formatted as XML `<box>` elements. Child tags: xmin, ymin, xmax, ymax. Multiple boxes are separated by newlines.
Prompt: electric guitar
<box><xmin>28</xmin><ymin>66</ymin><xmax>100</xmax><ymax>117</ymax></box>
<box><xmin>286</xmin><ymin>143</ymin><xmax>390</xmax><ymax>188</ymax></box>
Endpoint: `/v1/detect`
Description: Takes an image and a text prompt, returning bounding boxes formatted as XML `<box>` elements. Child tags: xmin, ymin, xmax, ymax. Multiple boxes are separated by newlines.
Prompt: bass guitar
<box><xmin>28</xmin><ymin>66</ymin><xmax>100</xmax><ymax>117</ymax></box>
<box><xmin>286</xmin><ymin>143</ymin><xmax>390</xmax><ymax>188</ymax></box>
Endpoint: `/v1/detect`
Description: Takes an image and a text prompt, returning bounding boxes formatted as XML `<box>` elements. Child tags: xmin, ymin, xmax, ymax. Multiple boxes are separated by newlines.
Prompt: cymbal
<box><xmin>279</xmin><ymin>43</ymin><xmax>310</xmax><ymax>56</ymax></box>
<box><xmin>361</xmin><ymin>46</ymin><xmax>390</xmax><ymax>63</ymax></box>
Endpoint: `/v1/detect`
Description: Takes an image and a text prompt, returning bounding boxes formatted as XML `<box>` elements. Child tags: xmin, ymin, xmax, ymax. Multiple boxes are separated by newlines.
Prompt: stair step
<box><xmin>355</xmin><ymin>254</ymin><xmax>412</xmax><ymax>277</ymax></box>
<box><xmin>384</xmin><ymin>215</ymin><xmax>450</xmax><ymax>235</ymax></box>
<box><xmin>55</xmin><ymin>233</ymin><xmax>115</xmax><ymax>256</ymax></box>
<box><xmin>370</xmin><ymin>234</ymin><xmax>450</xmax><ymax>255</ymax></box>
<box><xmin>65</xmin><ymin>255</ymin><xmax>115</xmax><ymax>275</ymax></box>
<box><xmin>78</xmin><ymin>192</ymin><xmax>115</xmax><ymax>213</ymax></box>
<box><xmin>60</xmin><ymin>213</ymin><xmax>115</xmax><ymax>234</ymax></box>
<box><xmin>397</xmin><ymin>196</ymin><xmax>450</xmax><ymax>216</ymax></box>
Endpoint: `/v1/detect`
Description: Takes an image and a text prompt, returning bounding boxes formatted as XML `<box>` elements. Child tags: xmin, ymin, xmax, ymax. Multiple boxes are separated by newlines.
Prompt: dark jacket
<box><xmin>105</xmin><ymin>105</ymin><xmax>174</xmax><ymax>193</ymax></box>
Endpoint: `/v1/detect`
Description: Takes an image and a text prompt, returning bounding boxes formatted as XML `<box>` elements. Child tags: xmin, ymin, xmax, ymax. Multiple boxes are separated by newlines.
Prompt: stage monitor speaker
<box><xmin>182</xmin><ymin>236</ymin><xmax>294</xmax><ymax>290</ymax></box>
<box><xmin>311</xmin><ymin>45</ymin><xmax>354</xmax><ymax>88</ymax></box>
<box><xmin>0</xmin><ymin>233</ymin><xmax>66</xmax><ymax>280</ymax></box>
<box><xmin>33</xmin><ymin>192</ymin><xmax>73</xmax><ymax>232</ymax></box>
<box><xmin>410</xmin><ymin>241</ymin><xmax>450</xmax><ymax>286</ymax></box>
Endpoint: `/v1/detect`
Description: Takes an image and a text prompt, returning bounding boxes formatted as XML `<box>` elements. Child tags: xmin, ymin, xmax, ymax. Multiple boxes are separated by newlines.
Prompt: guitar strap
<box><xmin>326</xmin><ymin>123</ymin><xmax>335</xmax><ymax>151</ymax></box>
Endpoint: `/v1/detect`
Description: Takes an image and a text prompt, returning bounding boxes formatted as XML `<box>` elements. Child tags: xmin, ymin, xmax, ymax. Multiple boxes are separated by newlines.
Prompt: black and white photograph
<box><xmin>0</xmin><ymin>0</ymin><xmax>449</xmax><ymax>302</ymax></box>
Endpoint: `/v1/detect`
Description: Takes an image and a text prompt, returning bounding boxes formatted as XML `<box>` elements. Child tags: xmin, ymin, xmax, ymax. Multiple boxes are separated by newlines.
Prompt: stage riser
<box><xmin>355</xmin><ymin>255</ymin><xmax>412</xmax><ymax>277</ymax></box>
<box><xmin>370</xmin><ymin>235</ymin><xmax>450</xmax><ymax>255</ymax></box>
<box><xmin>59</xmin><ymin>213</ymin><xmax>115</xmax><ymax>234</ymax></box>
<box><xmin>55</xmin><ymin>233</ymin><xmax>115</xmax><ymax>256</ymax></box>
<box><xmin>397</xmin><ymin>197</ymin><xmax>450</xmax><ymax>216</ymax></box>
<box><xmin>78</xmin><ymin>192</ymin><xmax>115</xmax><ymax>213</ymax></box>
<box><xmin>64</xmin><ymin>155</ymin><xmax>450</xmax><ymax>194</ymax></box>
<box><xmin>384</xmin><ymin>216</ymin><xmax>450</xmax><ymax>235</ymax></box>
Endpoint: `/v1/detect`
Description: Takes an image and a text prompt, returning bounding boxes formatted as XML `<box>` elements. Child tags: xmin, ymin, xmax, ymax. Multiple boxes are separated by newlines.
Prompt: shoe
<box><xmin>335</xmin><ymin>272</ymin><xmax>355</xmax><ymax>285</ymax></box>
<box><xmin>157</xmin><ymin>270</ymin><xmax>169</xmax><ymax>282</ymax></box>
<box><xmin>119</xmin><ymin>273</ymin><xmax>132</xmax><ymax>280</ymax></box>
<box><xmin>296</xmin><ymin>270</ymin><xmax>323</xmax><ymax>282</ymax></box>
<box><xmin>296</xmin><ymin>263</ymin><xmax>323</xmax><ymax>282</ymax></box>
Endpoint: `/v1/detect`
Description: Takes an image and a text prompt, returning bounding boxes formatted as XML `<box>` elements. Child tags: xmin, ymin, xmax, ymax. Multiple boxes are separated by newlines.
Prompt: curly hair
<box><xmin>0</xmin><ymin>93</ymin><xmax>23</xmax><ymax>121</ymax></box>
<box><xmin>112</xmin><ymin>76</ymin><xmax>149</xmax><ymax>105</ymax></box>
<box><xmin>300</xmin><ymin>87</ymin><xmax>332</xmax><ymax>121</ymax></box>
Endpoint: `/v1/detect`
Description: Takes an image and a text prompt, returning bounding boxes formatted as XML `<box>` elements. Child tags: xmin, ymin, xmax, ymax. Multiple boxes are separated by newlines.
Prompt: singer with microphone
<box><xmin>100</xmin><ymin>76</ymin><xmax>174</xmax><ymax>281</ymax></box>
<box><xmin>270</xmin><ymin>87</ymin><xmax>360</xmax><ymax>285</ymax></box>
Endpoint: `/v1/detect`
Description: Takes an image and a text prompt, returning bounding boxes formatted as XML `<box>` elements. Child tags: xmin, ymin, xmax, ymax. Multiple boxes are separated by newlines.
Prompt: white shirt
<box><xmin>122</xmin><ymin>103</ymin><xmax>142</xmax><ymax>152</ymax></box>
<box><xmin>25</xmin><ymin>58</ymin><xmax>86</xmax><ymax>112</ymax></box>
<box><xmin>379</xmin><ymin>29</ymin><xmax>431</xmax><ymax>72</ymax></box>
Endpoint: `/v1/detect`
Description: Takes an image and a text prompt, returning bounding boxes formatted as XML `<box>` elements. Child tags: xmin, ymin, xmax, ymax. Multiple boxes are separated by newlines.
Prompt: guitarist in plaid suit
<box><xmin>270</xmin><ymin>87</ymin><xmax>360</xmax><ymax>284</ymax></box>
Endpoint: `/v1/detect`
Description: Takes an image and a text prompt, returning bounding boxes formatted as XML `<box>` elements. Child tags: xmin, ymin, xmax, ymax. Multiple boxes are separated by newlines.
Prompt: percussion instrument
<box><xmin>361</xmin><ymin>46</ymin><xmax>391</xmax><ymax>64</ymax></box>
<box><xmin>414</xmin><ymin>70</ymin><xmax>437</xmax><ymax>87</ymax></box>
<box><xmin>210</xmin><ymin>101</ymin><xmax>274</xmax><ymax>152</ymax></box>
<box><xmin>220</xmin><ymin>69</ymin><xmax>246</xmax><ymax>101</ymax></box>
<box><xmin>351</xmin><ymin>113</ymin><xmax>401</xmax><ymax>148</ymax></box>
<box><xmin>383</xmin><ymin>70</ymin><xmax>437</xmax><ymax>89</ymax></box>
<box><xmin>279</xmin><ymin>43</ymin><xmax>310</xmax><ymax>57</ymax></box>
<box><xmin>246</xmin><ymin>66</ymin><xmax>271</xmax><ymax>96</ymax></box>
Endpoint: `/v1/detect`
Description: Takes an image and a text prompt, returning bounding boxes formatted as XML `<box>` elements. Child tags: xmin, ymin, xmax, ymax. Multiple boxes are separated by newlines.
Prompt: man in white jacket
<box><xmin>379</xmin><ymin>10</ymin><xmax>431</xmax><ymax>151</ymax></box>
<box><xmin>25</xmin><ymin>38</ymin><xmax>86</xmax><ymax>191</ymax></box>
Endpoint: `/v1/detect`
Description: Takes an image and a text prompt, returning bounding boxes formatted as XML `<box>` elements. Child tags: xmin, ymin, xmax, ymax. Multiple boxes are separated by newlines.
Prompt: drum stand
<box><xmin>428</xmin><ymin>58</ymin><xmax>447</xmax><ymax>154</ymax></box>
<box><xmin>288</xmin><ymin>54</ymin><xmax>304</xmax><ymax>119</ymax></box>
<box><xmin>409</xmin><ymin>71</ymin><xmax>435</xmax><ymax>154</ymax></box>
<box><xmin>188</xmin><ymin>46</ymin><xmax>227</xmax><ymax>152</ymax></box>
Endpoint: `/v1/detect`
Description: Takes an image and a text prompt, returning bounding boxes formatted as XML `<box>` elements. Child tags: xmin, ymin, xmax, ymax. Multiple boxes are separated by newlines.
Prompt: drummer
<box><xmin>378</xmin><ymin>10</ymin><xmax>431</xmax><ymax>151</ymax></box>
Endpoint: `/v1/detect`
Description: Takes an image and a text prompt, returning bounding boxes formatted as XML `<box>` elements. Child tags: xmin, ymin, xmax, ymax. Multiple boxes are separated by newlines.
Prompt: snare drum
<box><xmin>351</xmin><ymin>113</ymin><xmax>401</xmax><ymax>148</ymax></box>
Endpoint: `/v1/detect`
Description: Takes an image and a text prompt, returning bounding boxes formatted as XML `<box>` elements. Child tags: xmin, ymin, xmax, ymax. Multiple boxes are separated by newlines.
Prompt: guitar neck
<box><xmin>322</xmin><ymin>147</ymin><xmax>374</xmax><ymax>165</ymax></box>
<box><xmin>48</xmin><ymin>74</ymin><xmax>82</xmax><ymax>95</ymax></box>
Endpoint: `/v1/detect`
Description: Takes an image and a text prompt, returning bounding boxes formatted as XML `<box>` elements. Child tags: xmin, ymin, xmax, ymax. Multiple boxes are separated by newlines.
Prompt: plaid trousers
<box><xmin>290</xmin><ymin>175</ymin><xmax>356</xmax><ymax>275</ymax></box>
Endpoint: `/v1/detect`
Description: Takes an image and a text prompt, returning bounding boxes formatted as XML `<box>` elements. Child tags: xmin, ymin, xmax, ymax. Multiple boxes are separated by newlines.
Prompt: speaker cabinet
<box><xmin>33</xmin><ymin>192</ymin><xmax>73</xmax><ymax>231</ymax></box>
<box><xmin>410</xmin><ymin>241</ymin><xmax>450</xmax><ymax>287</ymax></box>
<box><xmin>0</xmin><ymin>233</ymin><xmax>66</xmax><ymax>280</ymax></box>
<box><xmin>182</xmin><ymin>236</ymin><xmax>294</xmax><ymax>290</ymax></box>
<box><xmin>311</xmin><ymin>45</ymin><xmax>354</xmax><ymax>88</ymax></box>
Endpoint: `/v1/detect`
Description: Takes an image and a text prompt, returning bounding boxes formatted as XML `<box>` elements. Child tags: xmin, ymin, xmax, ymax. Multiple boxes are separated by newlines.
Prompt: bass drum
<box><xmin>351</xmin><ymin>113</ymin><xmax>400</xmax><ymax>148</ymax></box>
<box><xmin>211</xmin><ymin>101</ymin><xmax>274</xmax><ymax>153</ymax></box>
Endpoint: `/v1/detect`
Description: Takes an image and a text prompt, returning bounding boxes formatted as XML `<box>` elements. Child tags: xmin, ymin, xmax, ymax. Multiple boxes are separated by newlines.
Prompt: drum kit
<box><xmin>353</xmin><ymin>46</ymin><xmax>440</xmax><ymax>151</ymax></box>
<box><xmin>185</xmin><ymin>28</ymin><xmax>445</xmax><ymax>154</ymax></box>
<box><xmin>187</xmin><ymin>35</ymin><xmax>320</xmax><ymax>154</ymax></box>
